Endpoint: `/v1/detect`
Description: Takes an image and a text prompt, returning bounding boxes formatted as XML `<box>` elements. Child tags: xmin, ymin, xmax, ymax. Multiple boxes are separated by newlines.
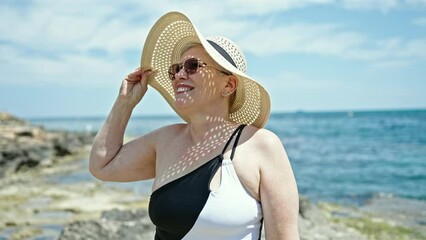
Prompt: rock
<box><xmin>299</xmin><ymin>195</ymin><xmax>327</xmax><ymax>224</ymax></box>
<box><xmin>360</xmin><ymin>193</ymin><xmax>426</xmax><ymax>235</ymax></box>
<box><xmin>59</xmin><ymin>209</ymin><xmax>155</xmax><ymax>240</ymax></box>
<box><xmin>0</xmin><ymin>112</ymin><xmax>26</xmax><ymax>125</ymax></box>
<box><xmin>0</xmin><ymin>113</ymin><xmax>95</xmax><ymax>178</ymax></box>
<box><xmin>298</xmin><ymin>198</ymin><xmax>368</xmax><ymax>240</ymax></box>
<box><xmin>59</xmin><ymin>196</ymin><xmax>371</xmax><ymax>240</ymax></box>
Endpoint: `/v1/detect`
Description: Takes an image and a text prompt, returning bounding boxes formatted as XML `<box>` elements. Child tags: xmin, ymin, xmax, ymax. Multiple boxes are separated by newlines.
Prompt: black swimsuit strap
<box><xmin>230</xmin><ymin>125</ymin><xmax>246</xmax><ymax>160</ymax></box>
<box><xmin>221</xmin><ymin>124</ymin><xmax>247</xmax><ymax>160</ymax></box>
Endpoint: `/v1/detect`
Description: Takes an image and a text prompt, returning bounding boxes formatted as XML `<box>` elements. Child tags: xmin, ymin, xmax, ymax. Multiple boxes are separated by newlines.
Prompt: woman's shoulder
<box><xmin>244</xmin><ymin>125</ymin><xmax>281</xmax><ymax>143</ymax></box>
<box><xmin>153</xmin><ymin>123</ymin><xmax>188</xmax><ymax>137</ymax></box>
<box><xmin>154</xmin><ymin>123</ymin><xmax>188</xmax><ymax>135</ymax></box>
<box><xmin>242</xmin><ymin>125</ymin><xmax>284</xmax><ymax>153</ymax></box>
<box><xmin>242</xmin><ymin>126</ymin><xmax>290</xmax><ymax>174</ymax></box>
<box><xmin>157</xmin><ymin>123</ymin><xmax>187</xmax><ymax>131</ymax></box>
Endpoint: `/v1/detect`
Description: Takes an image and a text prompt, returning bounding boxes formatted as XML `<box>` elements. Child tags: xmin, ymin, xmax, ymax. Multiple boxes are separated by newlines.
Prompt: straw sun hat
<box><xmin>141</xmin><ymin>11</ymin><xmax>270</xmax><ymax>128</ymax></box>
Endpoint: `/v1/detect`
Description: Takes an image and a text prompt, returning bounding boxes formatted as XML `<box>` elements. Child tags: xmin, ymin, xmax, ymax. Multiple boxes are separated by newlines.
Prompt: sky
<box><xmin>0</xmin><ymin>0</ymin><xmax>425</xmax><ymax>118</ymax></box>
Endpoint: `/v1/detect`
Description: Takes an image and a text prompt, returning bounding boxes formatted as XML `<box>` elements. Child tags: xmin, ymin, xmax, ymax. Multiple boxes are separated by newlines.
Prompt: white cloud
<box><xmin>394</xmin><ymin>39</ymin><xmax>426</xmax><ymax>58</ymax></box>
<box><xmin>0</xmin><ymin>44</ymin><xmax>130</xmax><ymax>87</ymax></box>
<box><xmin>225</xmin><ymin>0</ymin><xmax>334</xmax><ymax>15</ymax></box>
<box><xmin>233</xmin><ymin>0</ymin><xmax>420</xmax><ymax>12</ymax></box>
<box><xmin>238</xmin><ymin>21</ymin><xmax>426</xmax><ymax>64</ymax></box>
<box><xmin>405</xmin><ymin>0</ymin><xmax>426</xmax><ymax>6</ymax></box>
<box><xmin>372</xmin><ymin>59</ymin><xmax>412</xmax><ymax>68</ymax></box>
<box><xmin>340</xmin><ymin>0</ymin><xmax>399</xmax><ymax>12</ymax></box>
<box><xmin>0</xmin><ymin>1</ymin><xmax>149</xmax><ymax>55</ymax></box>
<box><xmin>339</xmin><ymin>0</ymin><xmax>426</xmax><ymax>11</ymax></box>
<box><xmin>197</xmin><ymin>0</ymin><xmax>424</xmax><ymax>15</ymax></box>
<box><xmin>412</xmin><ymin>17</ymin><xmax>426</xmax><ymax>26</ymax></box>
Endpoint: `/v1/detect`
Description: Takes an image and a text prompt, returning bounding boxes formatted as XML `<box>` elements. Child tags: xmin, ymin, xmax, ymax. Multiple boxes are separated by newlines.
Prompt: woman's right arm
<box><xmin>89</xmin><ymin>67</ymin><xmax>157</xmax><ymax>182</ymax></box>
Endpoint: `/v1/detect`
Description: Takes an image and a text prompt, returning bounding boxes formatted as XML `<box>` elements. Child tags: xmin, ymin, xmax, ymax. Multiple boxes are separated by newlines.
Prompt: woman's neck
<box><xmin>186</xmin><ymin>115</ymin><xmax>238</xmax><ymax>145</ymax></box>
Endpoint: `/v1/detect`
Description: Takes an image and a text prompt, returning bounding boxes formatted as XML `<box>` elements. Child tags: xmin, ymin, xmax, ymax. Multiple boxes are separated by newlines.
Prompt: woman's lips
<box><xmin>176</xmin><ymin>84</ymin><xmax>194</xmax><ymax>94</ymax></box>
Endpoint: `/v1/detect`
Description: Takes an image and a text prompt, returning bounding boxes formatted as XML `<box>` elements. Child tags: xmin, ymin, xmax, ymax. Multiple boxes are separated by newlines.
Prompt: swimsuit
<box><xmin>149</xmin><ymin>125</ymin><xmax>263</xmax><ymax>240</ymax></box>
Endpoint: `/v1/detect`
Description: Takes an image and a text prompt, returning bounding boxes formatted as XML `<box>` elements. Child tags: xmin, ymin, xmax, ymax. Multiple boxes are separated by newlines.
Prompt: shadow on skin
<box><xmin>154</xmin><ymin>117</ymin><xmax>239</xmax><ymax>189</ymax></box>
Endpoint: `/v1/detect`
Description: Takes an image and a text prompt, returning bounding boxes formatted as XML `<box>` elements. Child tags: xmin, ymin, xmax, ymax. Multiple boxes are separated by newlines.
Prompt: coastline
<box><xmin>1</xmin><ymin>113</ymin><xmax>425</xmax><ymax>240</ymax></box>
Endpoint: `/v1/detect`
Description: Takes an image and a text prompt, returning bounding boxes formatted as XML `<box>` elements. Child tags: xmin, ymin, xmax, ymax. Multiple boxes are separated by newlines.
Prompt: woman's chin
<box><xmin>174</xmin><ymin>98</ymin><xmax>193</xmax><ymax>111</ymax></box>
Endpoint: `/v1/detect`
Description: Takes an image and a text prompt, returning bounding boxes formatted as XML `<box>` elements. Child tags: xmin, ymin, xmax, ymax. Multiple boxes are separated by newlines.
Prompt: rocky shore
<box><xmin>1</xmin><ymin>113</ymin><xmax>425</xmax><ymax>240</ymax></box>
<box><xmin>0</xmin><ymin>112</ymin><xmax>95</xmax><ymax>178</ymax></box>
<box><xmin>57</xmin><ymin>194</ymin><xmax>426</xmax><ymax>240</ymax></box>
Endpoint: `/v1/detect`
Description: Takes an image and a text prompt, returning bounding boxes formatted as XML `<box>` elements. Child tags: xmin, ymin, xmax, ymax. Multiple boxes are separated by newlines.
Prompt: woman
<box><xmin>89</xmin><ymin>12</ymin><xmax>299</xmax><ymax>240</ymax></box>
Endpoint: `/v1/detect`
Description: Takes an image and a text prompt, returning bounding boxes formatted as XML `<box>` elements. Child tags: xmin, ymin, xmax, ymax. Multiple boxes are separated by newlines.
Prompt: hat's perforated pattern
<box><xmin>152</xmin><ymin>20</ymin><xmax>195</xmax><ymax>101</ymax></box>
<box><xmin>230</xmin><ymin>79</ymin><xmax>261</xmax><ymax>126</ymax></box>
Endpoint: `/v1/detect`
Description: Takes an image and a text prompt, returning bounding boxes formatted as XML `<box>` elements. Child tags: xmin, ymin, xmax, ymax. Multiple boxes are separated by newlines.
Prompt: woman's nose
<box><xmin>175</xmin><ymin>66</ymin><xmax>187</xmax><ymax>80</ymax></box>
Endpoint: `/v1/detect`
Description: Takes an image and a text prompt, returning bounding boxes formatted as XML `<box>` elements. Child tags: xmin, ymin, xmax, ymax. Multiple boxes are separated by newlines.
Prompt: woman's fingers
<box><xmin>125</xmin><ymin>68</ymin><xmax>155</xmax><ymax>83</ymax></box>
<box><xmin>125</xmin><ymin>68</ymin><xmax>141</xmax><ymax>82</ymax></box>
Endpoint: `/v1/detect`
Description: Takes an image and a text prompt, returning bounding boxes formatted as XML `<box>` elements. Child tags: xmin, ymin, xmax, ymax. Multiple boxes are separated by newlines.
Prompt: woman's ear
<box><xmin>222</xmin><ymin>75</ymin><xmax>238</xmax><ymax>97</ymax></box>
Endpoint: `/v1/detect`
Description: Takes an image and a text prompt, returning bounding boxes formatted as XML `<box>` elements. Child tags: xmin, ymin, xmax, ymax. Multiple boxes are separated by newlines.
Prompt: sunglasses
<box><xmin>168</xmin><ymin>58</ymin><xmax>231</xmax><ymax>81</ymax></box>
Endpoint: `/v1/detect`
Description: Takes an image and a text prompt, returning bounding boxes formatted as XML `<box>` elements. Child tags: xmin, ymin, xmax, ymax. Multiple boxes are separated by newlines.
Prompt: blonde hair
<box><xmin>179</xmin><ymin>43</ymin><xmax>200</xmax><ymax>58</ymax></box>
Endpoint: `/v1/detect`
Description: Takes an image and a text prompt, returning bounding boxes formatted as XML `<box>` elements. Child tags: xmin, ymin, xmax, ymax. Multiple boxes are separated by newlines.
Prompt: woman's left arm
<box><xmin>258</xmin><ymin>129</ymin><xmax>300</xmax><ymax>240</ymax></box>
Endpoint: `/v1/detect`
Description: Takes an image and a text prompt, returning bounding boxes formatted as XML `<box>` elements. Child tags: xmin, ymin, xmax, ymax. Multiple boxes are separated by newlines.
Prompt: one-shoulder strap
<box><xmin>230</xmin><ymin>124</ymin><xmax>246</xmax><ymax>160</ymax></box>
<box><xmin>221</xmin><ymin>124</ymin><xmax>247</xmax><ymax>159</ymax></box>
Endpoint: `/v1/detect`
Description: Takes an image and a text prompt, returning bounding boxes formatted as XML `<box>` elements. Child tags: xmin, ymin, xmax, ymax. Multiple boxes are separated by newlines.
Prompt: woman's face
<box><xmin>172</xmin><ymin>45</ymin><xmax>229</xmax><ymax>111</ymax></box>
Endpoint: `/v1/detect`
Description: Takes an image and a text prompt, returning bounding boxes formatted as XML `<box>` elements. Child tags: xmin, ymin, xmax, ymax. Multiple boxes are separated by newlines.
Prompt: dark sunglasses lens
<box><xmin>184</xmin><ymin>58</ymin><xmax>199</xmax><ymax>74</ymax></box>
<box><xmin>168</xmin><ymin>63</ymin><xmax>182</xmax><ymax>80</ymax></box>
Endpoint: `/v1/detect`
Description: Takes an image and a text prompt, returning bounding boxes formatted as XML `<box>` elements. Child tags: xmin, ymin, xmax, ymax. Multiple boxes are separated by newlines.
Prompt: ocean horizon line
<box><xmin>22</xmin><ymin>107</ymin><xmax>426</xmax><ymax>121</ymax></box>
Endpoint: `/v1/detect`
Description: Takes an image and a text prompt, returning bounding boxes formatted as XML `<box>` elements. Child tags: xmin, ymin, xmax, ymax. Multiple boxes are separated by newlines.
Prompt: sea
<box><xmin>29</xmin><ymin>109</ymin><xmax>426</xmax><ymax>206</ymax></box>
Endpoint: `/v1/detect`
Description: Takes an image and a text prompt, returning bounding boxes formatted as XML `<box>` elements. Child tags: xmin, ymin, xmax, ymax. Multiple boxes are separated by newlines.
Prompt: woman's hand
<box><xmin>119</xmin><ymin>67</ymin><xmax>155</xmax><ymax>108</ymax></box>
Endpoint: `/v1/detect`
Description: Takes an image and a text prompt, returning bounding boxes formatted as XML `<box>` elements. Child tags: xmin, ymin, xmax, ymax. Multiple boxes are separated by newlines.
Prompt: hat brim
<box><xmin>141</xmin><ymin>11</ymin><xmax>270</xmax><ymax>128</ymax></box>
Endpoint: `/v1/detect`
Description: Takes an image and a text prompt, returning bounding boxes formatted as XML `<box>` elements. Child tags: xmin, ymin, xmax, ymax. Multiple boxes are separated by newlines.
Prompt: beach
<box><xmin>1</xmin><ymin>112</ymin><xmax>425</xmax><ymax>240</ymax></box>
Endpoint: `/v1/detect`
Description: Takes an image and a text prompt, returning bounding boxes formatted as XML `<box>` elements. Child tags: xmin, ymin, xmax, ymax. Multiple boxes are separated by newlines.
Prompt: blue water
<box><xmin>29</xmin><ymin>109</ymin><xmax>426</xmax><ymax>206</ymax></box>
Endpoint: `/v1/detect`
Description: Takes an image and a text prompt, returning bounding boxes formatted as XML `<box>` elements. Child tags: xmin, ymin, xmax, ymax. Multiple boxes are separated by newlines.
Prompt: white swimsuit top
<box><xmin>183</xmin><ymin>157</ymin><xmax>263</xmax><ymax>240</ymax></box>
